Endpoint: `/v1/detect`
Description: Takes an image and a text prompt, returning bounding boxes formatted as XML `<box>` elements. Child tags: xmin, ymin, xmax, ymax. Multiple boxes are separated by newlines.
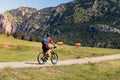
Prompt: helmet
<box><xmin>47</xmin><ymin>33</ymin><xmax>50</xmax><ymax>37</ymax></box>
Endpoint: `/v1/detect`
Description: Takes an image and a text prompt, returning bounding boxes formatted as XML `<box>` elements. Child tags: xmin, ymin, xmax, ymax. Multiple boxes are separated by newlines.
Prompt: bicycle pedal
<box><xmin>43</xmin><ymin>59</ymin><xmax>47</xmax><ymax>62</ymax></box>
<box><xmin>45</xmin><ymin>57</ymin><xmax>48</xmax><ymax>60</ymax></box>
<box><xmin>41</xmin><ymin>57</ymin><xmax>47</xmax><ymax>62</ymax></box>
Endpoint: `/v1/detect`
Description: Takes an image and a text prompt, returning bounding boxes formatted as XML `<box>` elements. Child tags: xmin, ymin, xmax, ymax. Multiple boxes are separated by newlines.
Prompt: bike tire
<box><xmin>37</xmin><ymin>52</ymin><xmax>44</xmax><ymax>64</ymax></box>
<box><xmin>51</xmin><ymin>52</ymin><xmax>58</xmax><ymax>64</ymax></box>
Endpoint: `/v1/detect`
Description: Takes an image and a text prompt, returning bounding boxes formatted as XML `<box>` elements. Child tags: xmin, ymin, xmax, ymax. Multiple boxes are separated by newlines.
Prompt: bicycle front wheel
<box><xmin>37</xmin><ymin>52</ymin><xmax>44</xmax><ymax>64</ymax></box>
<box><xmin>51</xmin><ymin>52</ymin><xmax>58</xmax><ymax>64</ymax></box>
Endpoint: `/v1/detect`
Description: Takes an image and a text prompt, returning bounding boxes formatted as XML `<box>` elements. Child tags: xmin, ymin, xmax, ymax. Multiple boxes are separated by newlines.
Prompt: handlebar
<box><xmin>50</xmin><ymin>46</ymin><xmax>57</xmax><ymax>49</ymax></box>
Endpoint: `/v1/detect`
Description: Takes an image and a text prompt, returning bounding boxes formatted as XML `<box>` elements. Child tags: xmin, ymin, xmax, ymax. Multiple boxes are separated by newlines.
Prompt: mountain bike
<box><xmin>37</xmin><ymin>47</ymin><xmax>58</xmax><ymax>64</ymax></box>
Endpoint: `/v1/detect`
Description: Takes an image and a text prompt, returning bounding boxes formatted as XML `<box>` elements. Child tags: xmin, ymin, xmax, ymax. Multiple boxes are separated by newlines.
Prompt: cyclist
<box><xmin>42</xmin><ymin>33</ymin><xmax>57</xmax><ymax>61</ymax></box>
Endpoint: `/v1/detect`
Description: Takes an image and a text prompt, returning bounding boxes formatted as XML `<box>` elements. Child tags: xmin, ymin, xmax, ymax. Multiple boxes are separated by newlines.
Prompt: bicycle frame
<box><xmin>47</xmin><ymin>48</ymin><xmax>55</xmax><ymax>55</ymax></box>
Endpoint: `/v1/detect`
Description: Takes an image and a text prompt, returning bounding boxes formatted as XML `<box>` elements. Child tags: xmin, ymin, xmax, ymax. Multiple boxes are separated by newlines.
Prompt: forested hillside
<box><xmin>0</xmin><ymin>0</ymin><xmax>120</xmax><ymax>48</ymax></box>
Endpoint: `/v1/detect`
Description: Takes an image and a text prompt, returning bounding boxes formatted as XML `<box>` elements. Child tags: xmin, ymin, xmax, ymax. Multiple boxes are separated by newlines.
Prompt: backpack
<box><xmin>42</xmin><ymin>37</ymin><xmax>48</xmax><ymax>45</ymax></box>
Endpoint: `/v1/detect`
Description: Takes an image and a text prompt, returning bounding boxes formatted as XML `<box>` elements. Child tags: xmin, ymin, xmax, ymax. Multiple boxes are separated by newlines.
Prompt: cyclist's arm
<box><xmin>49</xmin><ymin>37</ymin><xmax>56</xmax><ymax>47</ymax></box>
<box><xmin>51</xmin><ymin>40</ymin><xmax>56</xmax><ymax>47</ymax></box>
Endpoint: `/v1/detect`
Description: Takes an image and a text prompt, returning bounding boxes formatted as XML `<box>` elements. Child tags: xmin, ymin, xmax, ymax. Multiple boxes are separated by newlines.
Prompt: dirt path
<box><xmin>0</xmin><ymin>54</ymin><xmax>120</xmax><ymax>69</ymax></box>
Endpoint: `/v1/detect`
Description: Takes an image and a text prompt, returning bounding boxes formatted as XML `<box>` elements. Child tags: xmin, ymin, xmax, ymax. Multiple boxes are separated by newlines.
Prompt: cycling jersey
<box><xmin>42</xmin><ymin>37</ymin><xmax>52</xmax><ymax>48</ymax></box>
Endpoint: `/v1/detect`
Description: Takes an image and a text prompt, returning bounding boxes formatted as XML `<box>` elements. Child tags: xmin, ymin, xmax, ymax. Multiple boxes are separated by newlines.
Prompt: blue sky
<box><xmin>0</xmin><ymin>0</ymin><xmax>72</xmax><ymax>13</ymax></box>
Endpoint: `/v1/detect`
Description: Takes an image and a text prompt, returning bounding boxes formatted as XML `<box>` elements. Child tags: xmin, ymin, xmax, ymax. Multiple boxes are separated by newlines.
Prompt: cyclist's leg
<box><xmin>42</xmin><ymin>47</ymin><xmax>49</xmax><ymax>60</ymax></box>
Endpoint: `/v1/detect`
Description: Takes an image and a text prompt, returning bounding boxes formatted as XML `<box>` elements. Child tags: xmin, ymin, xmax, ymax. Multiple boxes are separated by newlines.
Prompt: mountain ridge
<box><xmin>0</xmin><ymin>0</ymin><xmax>120</xmax><ymax>48</ymax></box>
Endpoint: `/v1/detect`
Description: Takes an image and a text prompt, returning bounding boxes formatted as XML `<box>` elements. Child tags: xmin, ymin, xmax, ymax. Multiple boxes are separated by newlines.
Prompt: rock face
<box><xmin>0</xmin><ymin>0</ymin><xmax>120</xmax><ymax>35</ymax></box>
<box><xmin>89</xmin><ymin>24</ymin><xmax>120</xmax><ymax>33</ymax></box>
<box><xmin>0</xmin><ymin>0</ymin><xmax>120</xmax><ymax>48</ymax></box>
<box><xmin>9</xmin><ymin>7</ymin><xmax>37</xmax><ymax>23</ymax></box>
<box><xmin>0</xmin><ymin>12</ymin><xmax>17</xmax><ymax>34</ymax></box>
<box><xmin>0</xmin><ymin>7</ymin><xmax>37</xmax><ymax>35</ymax></box>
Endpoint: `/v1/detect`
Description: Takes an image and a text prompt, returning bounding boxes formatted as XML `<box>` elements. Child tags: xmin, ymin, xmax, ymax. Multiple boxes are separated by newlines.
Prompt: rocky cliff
<box><xmin>0</xmin><ymin>12</ymin><xmax>17</xmax><ymax>34</ymax></box>
<box><xmin>1</xmin><ymin>0</ymin><xmax>120</xmax><ymax>35</ymax></box>
<box><xmin>0</xmin><ymin>0</ymin><xmax>120</xmax><ymax>48</ymax></box>
<box><xmin>0</xmin><ymin>7</ymin><xmax>37</xmax><ymax>35</ymax></box>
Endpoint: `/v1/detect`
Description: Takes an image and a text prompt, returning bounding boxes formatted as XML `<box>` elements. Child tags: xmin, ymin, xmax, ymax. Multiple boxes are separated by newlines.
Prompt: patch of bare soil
<box><xmin>0</xmin><ymin>44</ymin><xmax>19</xmax><ymax>50</ymax></box>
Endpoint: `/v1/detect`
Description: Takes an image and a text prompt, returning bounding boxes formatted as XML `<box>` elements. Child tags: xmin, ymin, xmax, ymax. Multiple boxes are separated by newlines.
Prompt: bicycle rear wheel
<box><xmin>51</xmin><ymin>52</ymin><xmax>58</xmax><ymax>64</ymax></box>
<box><xmin>37</xmin><ymin>52</ymin><xmax>45</xmax><ymax>64</ymax></box>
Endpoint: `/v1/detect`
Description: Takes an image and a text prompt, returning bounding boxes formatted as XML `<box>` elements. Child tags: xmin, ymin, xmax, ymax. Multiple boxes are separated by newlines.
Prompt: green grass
<box><xmin>0</xmin><ymin>46</ymin><xmax>40</xmax><ymax>62</ymax></box>
<box><xmin>0</xmin><ymin>60</ymin><xmax>120</xmax><ymax>80</ymax></box>
<box><xmin>57</xmin><ymin>45</ymin><xmax>120</xmax><ymax>60</ymax></box>
<box><xmin>0</xmin><ymin>34</ymin><xmax>120</xmax><ymax>62</ymax></box>
<box><xmin>0</xmin><ymin>35</ymin><xmax>41</xmax><ymax>47</ymax></box>
<box><xmin>0</xmin><ymin>34</ymin><xmax>120</xmax><ymax>80</ymax></box>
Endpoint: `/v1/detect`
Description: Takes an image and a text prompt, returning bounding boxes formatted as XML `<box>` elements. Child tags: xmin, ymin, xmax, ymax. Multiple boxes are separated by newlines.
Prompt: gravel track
<box><xmin>0</xmin><ymin>54</ymin><xmax>120</xmax><ymax>69</ymax></box>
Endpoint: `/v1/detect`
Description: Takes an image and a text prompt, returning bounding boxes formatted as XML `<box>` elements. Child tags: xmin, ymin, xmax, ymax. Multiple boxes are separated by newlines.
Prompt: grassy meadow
<box><xmin>0</xmin><ymin>34</ymin><xmax>120</xmax><ymax>62</ymax></box>
<box><xmin>0</xmin><ymin>59</ymin><xmax>120</xmax><ymax>80</ymax></box>
<box><xmin>0</xmin><ymin>34</ymin><xmax>120</xmax><ymax>80</ymax></box>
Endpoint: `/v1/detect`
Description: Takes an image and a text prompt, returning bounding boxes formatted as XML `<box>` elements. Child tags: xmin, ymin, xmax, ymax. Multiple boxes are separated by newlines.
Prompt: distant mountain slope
<box><xmin>0</xmin><ymin>0</ymin><xmax>120</xmax><ymax>48</ymax></box>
